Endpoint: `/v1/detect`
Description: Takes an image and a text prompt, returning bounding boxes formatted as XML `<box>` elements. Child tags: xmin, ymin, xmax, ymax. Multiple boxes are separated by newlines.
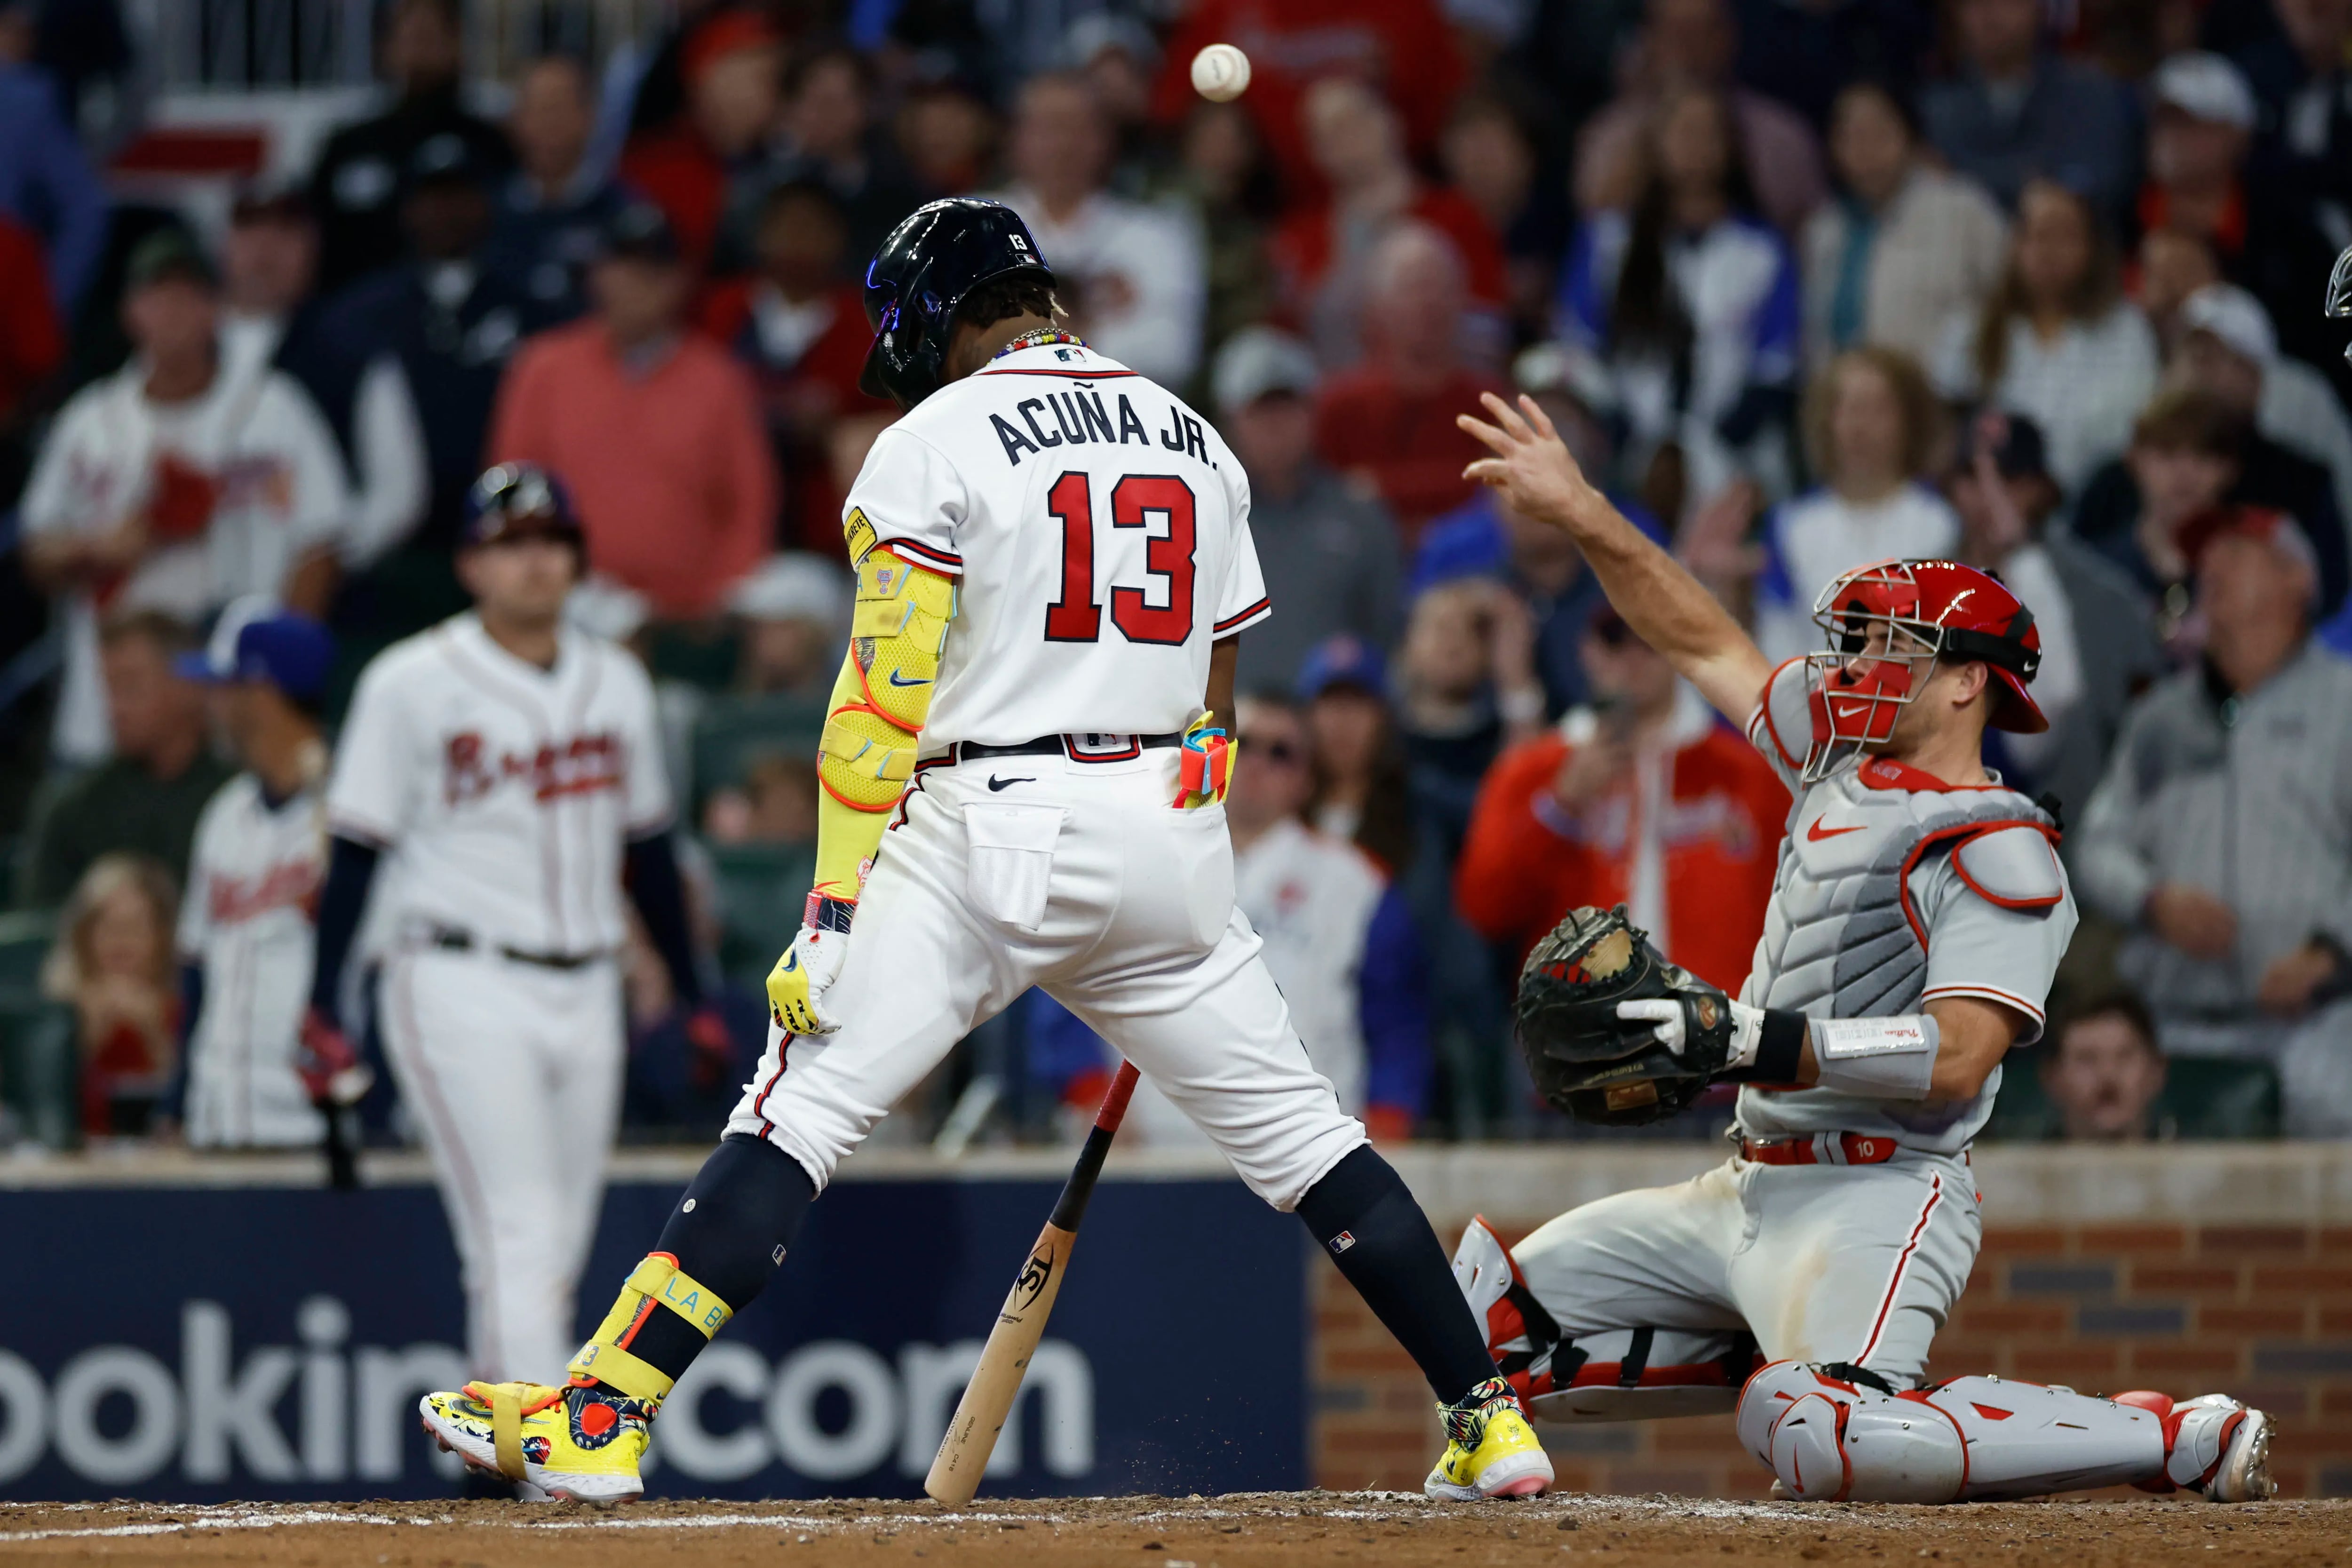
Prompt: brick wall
<box><xmin>1312</xmin><ymin>1148</ymin><xmax>2352</xmax><ymax>1499</ymax></box>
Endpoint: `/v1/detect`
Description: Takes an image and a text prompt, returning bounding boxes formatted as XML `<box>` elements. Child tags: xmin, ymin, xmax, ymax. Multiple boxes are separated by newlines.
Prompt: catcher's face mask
<box><xmin>1803</xmin><ymin>562</ymin><xmax>1940</xmax><ymax>781</ymax></box>
<box><xmin>2328</xmin><ymin>245</ymin><xmax>2352</xmax><ymax>365</ymax></box>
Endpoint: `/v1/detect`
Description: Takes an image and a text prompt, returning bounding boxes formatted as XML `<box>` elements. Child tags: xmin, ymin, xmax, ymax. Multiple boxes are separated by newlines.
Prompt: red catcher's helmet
<box><xmin>1802</xmin><ymin>558</ymin><xmax>2045</xmax><ymax>781</ymax></box>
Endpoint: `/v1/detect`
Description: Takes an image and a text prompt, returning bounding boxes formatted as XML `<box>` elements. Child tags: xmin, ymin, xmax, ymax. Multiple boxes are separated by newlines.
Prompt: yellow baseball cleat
<box><xmin>1425</xmin><ymin>1376</ymin><xmax>1555</xmax><ymax>1500</ymax></box>
<box><xmin>419</xmin><ymin>1380</ymin><xmax>655</xmax><ymax>1503</ymax></box>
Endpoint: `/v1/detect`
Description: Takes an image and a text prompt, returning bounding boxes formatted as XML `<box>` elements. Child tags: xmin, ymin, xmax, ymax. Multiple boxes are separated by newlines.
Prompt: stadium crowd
<box><xmin>0</xmin><ymin>0</ymin><xmax>2349</xmax><ymax>1159</ymax></box>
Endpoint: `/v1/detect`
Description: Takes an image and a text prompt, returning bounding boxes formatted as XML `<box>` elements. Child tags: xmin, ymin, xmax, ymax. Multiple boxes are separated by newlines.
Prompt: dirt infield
<box><xmin>0</xmin><ymin>1492</ymin><xmax>2339</xmax><ymax>1567</ymax></box>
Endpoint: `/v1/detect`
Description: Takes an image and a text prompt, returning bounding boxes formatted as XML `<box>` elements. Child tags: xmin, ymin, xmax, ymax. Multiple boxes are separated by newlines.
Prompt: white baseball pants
<box><xmin>727</xmin><ymin>744</ymin><xmax>1367</xmax><ymax>1208</ymax></box>
<box><xmin>380</xmin><ymin>947</ymin><xmax>624</xmax><ymax>1385</ymax></box>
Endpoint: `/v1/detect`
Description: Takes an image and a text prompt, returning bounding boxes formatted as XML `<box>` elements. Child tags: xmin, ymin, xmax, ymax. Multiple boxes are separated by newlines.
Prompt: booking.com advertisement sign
<box><xmin>0</xmin><ymin>1172</ymin><xmax>1307</xmax><ymax>1501</ymax></box>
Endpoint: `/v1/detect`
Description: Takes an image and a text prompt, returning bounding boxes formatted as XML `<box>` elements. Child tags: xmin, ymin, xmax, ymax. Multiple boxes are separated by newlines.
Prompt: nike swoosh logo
<box><xmin>987</xmin><ymin>775</ymin><xmax>1034</xmax><ymax>791</ymax></box>
<box><xmin>1806</xmin><ymin>817</ymin><xmax>1867</xmax><ymax>842</ymax></box>
<box><xmin>781</xmin><ymin>951</ymin><xmax>799</xmax><ymax>971</ymax></box>
<box><xmin>887</xmin><ymin>671</ymin><xmax>931</xmax><ymax>687</ymax></box>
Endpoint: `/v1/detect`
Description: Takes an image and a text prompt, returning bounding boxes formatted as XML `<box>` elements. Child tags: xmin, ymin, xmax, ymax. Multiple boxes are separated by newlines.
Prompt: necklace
<box><xmin>993</xmin><ymin>326</ymin><xmax>1086</xmax><ymax>359</ymax></box>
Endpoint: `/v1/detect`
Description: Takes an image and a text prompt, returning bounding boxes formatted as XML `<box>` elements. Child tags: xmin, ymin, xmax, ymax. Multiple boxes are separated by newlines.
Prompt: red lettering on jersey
<box><xmin>207</xmin><ymin>858</ymin><xmax>322</xmax><ymax>925</ymax></box>
<box><xmin>443</xmin><ymin>729</ymin><xmax>625</xmax><ymax>806</ymax></box>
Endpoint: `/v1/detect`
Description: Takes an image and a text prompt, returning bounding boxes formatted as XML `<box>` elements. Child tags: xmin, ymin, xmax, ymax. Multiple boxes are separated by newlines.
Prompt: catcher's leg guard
<box><xmin>567</xmin><ymin>1253</ymin><xmax>736</xmax><ymax>1403</ymax></box>
<box><xmin>2116</xmin><ymin>1391</ymin><xmax>2279</xmax><ymax>1501</ymax></box>
<box><xmin>1737</xmin><ymin>1361</ymin><xmax>2168</xmax><ymax>1502</ymax></box>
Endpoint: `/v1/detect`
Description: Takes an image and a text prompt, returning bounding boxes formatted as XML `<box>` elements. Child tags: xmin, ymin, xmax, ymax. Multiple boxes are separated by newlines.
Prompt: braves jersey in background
<box><xmin>847</xmin><ymin>341</ymin><xmax>1271</xmax><ymax>747</ymax></box>
<box><xmin>177</xmin><ymin>772</ymin><xmax>328</xmax><ymax>1147</ymax></box>
<box><xmin>1737</xmin><ymin>658</ymin><xmax>2076</xmax><ymax>1152</ymax></box>
<box><xmin>325</xmin><ymin>613</ymin><xmax>670</xmax><ymax>956</ymax></box>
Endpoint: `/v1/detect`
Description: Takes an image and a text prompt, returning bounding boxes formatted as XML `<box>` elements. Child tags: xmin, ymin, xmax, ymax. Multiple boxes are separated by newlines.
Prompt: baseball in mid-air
<box><xmin>1191</xmin><ymin>42</ymin><xmax>1251</xmax><ymax>102</ymax></box>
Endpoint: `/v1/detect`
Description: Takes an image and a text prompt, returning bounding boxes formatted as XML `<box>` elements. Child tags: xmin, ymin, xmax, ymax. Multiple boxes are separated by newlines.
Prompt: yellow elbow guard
<box><xmin>817</xmin><ymin>543</ymin><xmax>954</xmax><ymax>812</ymax></box>
<box><xmin>567</xmin><ymin>1253</ymin><xmax>733</xmax><ymax>1401</ymax></box>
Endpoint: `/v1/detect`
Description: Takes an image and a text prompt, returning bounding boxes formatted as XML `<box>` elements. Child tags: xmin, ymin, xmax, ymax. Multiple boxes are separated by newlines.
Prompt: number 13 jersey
<box><xmin>845</xmin><ymin>340</ymin><xmax>1272</xmax><ymax>748</ymax></box>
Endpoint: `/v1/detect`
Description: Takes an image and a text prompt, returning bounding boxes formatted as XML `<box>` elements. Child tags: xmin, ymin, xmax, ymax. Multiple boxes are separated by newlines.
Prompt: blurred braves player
<box><xmin>419</xmin><ymin>198</ymin><xmax>1547</xmax><ymax>1504</ymax></box>
<box><xmin>1446</xmin><ymin>392</ymin><xmax>2274</xmax><ymax>1503</ymax></box>
<box><xmin>307</xmin><ymin>465</ymin><xmax>724</xmax><ymax>1419</ymax></box>
<box><xmin>175</xmin><ymin>601</ymin><xmax>347</xmax><ymax>1150</ymax></box>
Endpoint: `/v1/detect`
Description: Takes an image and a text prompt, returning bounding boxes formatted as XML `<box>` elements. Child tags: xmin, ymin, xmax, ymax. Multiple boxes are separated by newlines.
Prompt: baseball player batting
<box><xmin>418</xmin><ymin>198</ymin><xmax>1549</xmax><ymax>1504</ymax></box>
<box><xmin>1446</xmin><ymin>391</ymin><xmax>2275</xmax><ymax>1504</ymax></box>
<box><xmin>306</xmin><ymin>466</ymin><xmax>725</xmax><ymax>1456</ymax></box>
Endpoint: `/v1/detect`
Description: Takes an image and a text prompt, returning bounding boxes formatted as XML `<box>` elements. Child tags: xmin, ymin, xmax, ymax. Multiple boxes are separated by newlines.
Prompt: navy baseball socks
<box><xmin>1295</xmin><ymin>1146</ymin><xmax>1552</xmax><ymax>1499</ymax></box>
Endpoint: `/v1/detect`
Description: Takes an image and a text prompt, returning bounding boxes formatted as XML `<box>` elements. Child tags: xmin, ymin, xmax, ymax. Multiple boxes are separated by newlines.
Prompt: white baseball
<box><xmin>1191</xmin><ymin>43</ymin><xmax>1251</xmax><ymax>103</ymax></box>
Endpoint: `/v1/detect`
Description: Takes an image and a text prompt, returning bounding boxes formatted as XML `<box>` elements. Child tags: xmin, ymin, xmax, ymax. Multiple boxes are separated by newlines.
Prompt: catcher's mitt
<box><xmin>1515</xmin><ymin>905</ymin><xmax>1736</xmax><ymax>1125</ymax></box>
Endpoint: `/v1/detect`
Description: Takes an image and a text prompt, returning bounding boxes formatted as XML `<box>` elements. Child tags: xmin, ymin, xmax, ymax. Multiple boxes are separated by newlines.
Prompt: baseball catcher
<box><xmin>1451</xmin><ymin>390</ymin><xmax>2275</xmax><ymax>1504</ymax></box>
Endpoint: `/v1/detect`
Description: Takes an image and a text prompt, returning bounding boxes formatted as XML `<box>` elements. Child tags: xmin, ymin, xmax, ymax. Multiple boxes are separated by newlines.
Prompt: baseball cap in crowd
<box><xmin>176</xmin><ymin>598</ymin><xmax>333</xmax><ymax>701</ymax></box>
<box><xmin>729</xmin><ymin>552</ymin><xmax>851</xmax><ymax>628</ymax></box>
<box><xmin>598</xmin><ymin>200</ymin><xmax>682</xmax><ymax>266</ymax></box>
<box><xmin>1955</xmin><ymin>408</ymin><xmax>2052</xmax><ymax>480</ymax></box>
<box><xmin>2178</xmin><ymin>505</ymin><xmax>2320</xmax><ymax>586</ymax></box>
<box><xmin>1212</xmin><ymin>327</ymin><xmax>1319</xmax><ymax>416</ymax></box>
<box><xmin>230</xmin><ymin>175</ymin><xmax>313</xmax><ymax>226</ymax></box>
<box><xmin>125</xmin><ymin>227</ymin><xmax>219</xmax><ymax>292</ymax></box>
<box><xmin>1064</xmin><ymin>12</ymin><xmax>1159</xmax><ymax>72</ymax></box>
<box><xmin>2151</xmin><ymin>51</ymin><xmax>2256</xmax><ymax>131</ymax></box>
<box><xmin>2179</xmin><ymin>283</ymin><xmax>2278</xmax><ymax>368</ymax></box>
<box><xmin>1294</xmin><ymin>635</ymin><xmax>1388</xmax><ymax>702</ymax></box>
<box><xmin>406</xmin><ymin>131</ymin><xmax>492</xmax><ymax>191</ymax></box>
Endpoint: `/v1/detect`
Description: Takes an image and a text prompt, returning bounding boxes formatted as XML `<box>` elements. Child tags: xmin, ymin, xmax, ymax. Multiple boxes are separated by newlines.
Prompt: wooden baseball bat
<box><xmin>924</xmin><ymin>1059</ymin><xmax>1141</xmax><ymax>1505</ymax></box>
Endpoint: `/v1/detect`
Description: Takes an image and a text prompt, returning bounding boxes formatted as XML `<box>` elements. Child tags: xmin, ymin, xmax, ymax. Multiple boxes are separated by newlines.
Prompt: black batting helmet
<box><xmin>463</xmin><ymin>462</ymin><xmax>584</xmax><ymax>554</ymax></box>
<box><xmin>858</xmin><ymin>198</ymin><xmax>1054</xmax><ymax>409</ymax></box>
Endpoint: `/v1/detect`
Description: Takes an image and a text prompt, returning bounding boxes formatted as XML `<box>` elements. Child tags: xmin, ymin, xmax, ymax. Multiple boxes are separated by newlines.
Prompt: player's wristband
<box><xmin>1807</xmin><ymin>1013</ymin><xmax>1939</xmax><ymax>1098</ymax></box>
<box><xmin>1715</xmin><ymin>1005</ymin><xmax>1807</xmax><ymax>1085</ymax></box>
<box><xmin>803</xmin><ymin>892</ymin><xmax>858</xmax><ymax>933</ymax></box>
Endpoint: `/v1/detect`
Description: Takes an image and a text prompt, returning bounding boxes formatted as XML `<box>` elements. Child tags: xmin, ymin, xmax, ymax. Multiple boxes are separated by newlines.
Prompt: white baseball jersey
<box><xmin>846</xmin><ymin>340</ymin><xmax>1270</xmax><ymax>748</ymax></box>
<box><xmin>20</xmin><ymin>358</ymin><xmax>350</xmax><ymax>762</ymax></box>
<box><xmin>325</xmin><ymin>613</ymin><xmax>671</xmax><ymax>955</ymax></box>
<box><xmin>176</xmin><ymin>771</ymin><xmax>329</xmax><ymax>1147</ymax></box>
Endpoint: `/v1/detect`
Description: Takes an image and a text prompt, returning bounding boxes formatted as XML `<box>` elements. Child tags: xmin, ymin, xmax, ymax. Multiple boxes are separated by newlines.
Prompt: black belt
<box><xmin>946</xmin><ymin>732</ymin><xmax>1183</xmax><ymax>764</ymax></box>
<box><xmin>428</xmin><ymin>927</ymin><xmax>605</xmax><ymax>971</ymax></box>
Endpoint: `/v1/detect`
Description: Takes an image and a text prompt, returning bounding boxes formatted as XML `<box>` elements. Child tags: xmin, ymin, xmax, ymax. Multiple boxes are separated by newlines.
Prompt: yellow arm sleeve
<box><xmin>812</xmin><ymin>524</ymin><xmax>956</xmax><ymax>903</ymax></box>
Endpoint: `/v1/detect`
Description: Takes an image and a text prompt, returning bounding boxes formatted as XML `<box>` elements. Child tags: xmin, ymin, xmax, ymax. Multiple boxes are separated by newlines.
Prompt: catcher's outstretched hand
<box><xmin>1457</xmin><ymin>392</ymin><xmax>1607</xmax><ymax>535</ymax></box>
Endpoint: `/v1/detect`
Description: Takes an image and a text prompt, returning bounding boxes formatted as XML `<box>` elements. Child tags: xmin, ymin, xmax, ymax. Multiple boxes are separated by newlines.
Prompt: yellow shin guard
<box><xmin>566</xmin><ymin>1252</ymin><xmax>735</xmax><ymax>1403</ymax></box>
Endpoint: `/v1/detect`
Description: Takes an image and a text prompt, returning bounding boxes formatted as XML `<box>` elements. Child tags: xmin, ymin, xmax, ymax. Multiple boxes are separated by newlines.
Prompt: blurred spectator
<box><xmin>1930</xmin><ymin>179</ymin><xmax>2157</xmax><ymax>496</ymax></box>
<box><xmin>1212</xmin><ymin>329</ymin><xmax>1403</xmax><ymax>694</ymax></box>
<box><xmin>221</xmin><ymin>184</ymin><xmax>430</xmax><ymax>576</ymax></box>
<box><xmin>1573</xmin><ymin>0</ymin><xmax>1828</xmax><ymax>238</ymax></box>
<box><xmin>894</xmin><ymin>76</ymin><xmax>997</xmax><ymax>199</ymax></box>
<box><xmin>1176</xmin><ymin>101</ymin><xmax>1282</xmax><ymax>356</ymax></box>
<box><xmin>1299</xmin><ymin>636</ymin><xmax>1416</xmax><ymax>876</ymax></box>
<box><xmin>21</xmin><ymin>233</ymin><xmax>347</xmax><ymax>764</ymax></box>
<box><xmin>752</xmin><ymin>44</ymin><xmax>921</xmax><ymax>266</ymax></box>
<box><xmin>1802</xmin><ymin>80</ymin><xmax>2009</xmax><ymax>373</ymax></box>
<box><xmin>2175</xmin><ymin>282</ymin><xmax>2352</xmax><ymax>551</ymax></box>
<box><xmin>17</xmin><ymin>611</ymin><xmax>230</xmax><ymax>908</ymax></box>
<box><xmin>2139</xmin><ymin>53</ymin><xmax>2255</xmax><ymax>279</ymax></box>
<box><xmin>702</xmin><ymin>753</ymin><xmax>819</xmax><ymax>847</ymax></box>
<box><xmin>1394</xmin><ymin>580</ymin><xmax>1545</xmax><ymax>820</ymax></box>
<box><xmin>310</xmin><ymin>135</ymin><xmax>564</xmax><ymax>563</ymax></box>
<box><xmin>173</xmin><ymin>604</ymin><xmax>334</xmax><ymax>1149</ymax></box>
<box><xmin>1754</xmin><ymin>346</ymin><xmax>1957</xmax><ymax>664</ymax></box>
<box><xmin>1946</xmin><ymin>409</ymin><xmax>2158</xmax><ymax>816</ymax></box>
<box><xmin>1442</xmin><ymin>94</ymin><xmax>1574</xmax><ymax>345</ymax></box>
<box><xmin>1728</xmin><ymin>0</ymin><xmax>1930</xmax><ymax>132</ymax></box>
<box><xmin>702</xmin><ymin>180</ymin><xmax>892</xmax><ymax>556</ymax></box>
<box><xmin>726</xmin><ymin>552</ymin><xmax>848</xmax><ymax>700</ymax></box>
<box><xmin>618</xmin><ymin>840</ymin><xmax>765</xmax><ymax>1131</ymax></box>
<box><xmin>2234</xmin><ymin>0</ymin><xmax>2352</xmax><ymax>384</ymax></box>
<box><xmin>2040</xmin><ymin>991</ymin><xmax>2169</xmax><ymax>1142</ymax></box>
<box><xmin>1028</xmin><ymin>693</ymin><xmax>1431</xmax><ymax>1143</ymax></box>
<box><xmin>2075</xmin><ymin>508</ymin><xmax>2352</xmax><ymax>1061</ymax></box>
<box><xmin>992</xmin><ymin>72</ymin><xmax>1205</xmax><ymax>388</ymax></box>
<box><xmin>1066</xmin><ymin>15</ymin><xmax>1173</xmax><ymax>200</ymax></box>
<box><xmin>490</xmin><ymin>55</ymin><xmax>628</xmax><ymax>320</ymax></box>
<box><xmin>1316</xmin><ymin>224</ymin><xmax>1507</xmax><ymax>541</ymax></box>
<box><xmin>1920</xmin><ymin>0</ymin><xmax>2137</xmax><ymax>223</ymax></box>
<box><xmin>1274</xmin><ymin>77</ymin><xmax>1507</xmax><ymax>369</ymax></box>
<box><xmin>619</xmin><ymin>8</ymin><xmax>781</xmax><ymax>268</ymax></box>
<box><xmin>307</xmin><ymin>0</ymin><xmax>513</xmax><ymax>294</ymax></box>
<box><xmin>0</xmin><ymin>4</ymin><xmax>105</xmax><ymax>308</ymax></box>
<box><xmin>2135</xmin><ymin>224</ymin><xmax>2220</xmax><ymax>355</ymax></box>
<box><xmin>1560</xmin><ymin>87</ymin><xmax>1802</xmax><ymax>522</ymax></box>
<box><xmin>1456</xmin><ymin>606</ymin><xmax>1785</xmax><ymax>991</ymax></box>
<box><xmin>1152</xmin><ymin>0</ymin><xmax>1466</xmax><ymax>206</ymax></box>
<box><xmin>42</xmin><ymin>852</ymin><xmax>179</xmax><ymax>1138</ymax></box>
<box><xmin>490</xmin><ymin>202</ymin><xmax>775</xmax><ymax>621</ymax></box>
<box><xmin>0</xmin><ymin>210</ymin><xmax>61</xmax><ymax>427</ymax></box>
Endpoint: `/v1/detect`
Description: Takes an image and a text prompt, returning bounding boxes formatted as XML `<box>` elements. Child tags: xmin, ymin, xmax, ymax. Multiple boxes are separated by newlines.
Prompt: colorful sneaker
<box><xmin>2115</xmin><ymin>1391</ymin><xmax>2276</xmax><ymax>1502</ymax></box>
<box><xmin>419</xmin><ymin>1381</ymin><xmax>654</xmax><ymax>1503</ymax></box>
<box><xmin>1425</xmin><ymin>1375</ymin><xmax>1554</xmax><ymax>1501</ymax></box>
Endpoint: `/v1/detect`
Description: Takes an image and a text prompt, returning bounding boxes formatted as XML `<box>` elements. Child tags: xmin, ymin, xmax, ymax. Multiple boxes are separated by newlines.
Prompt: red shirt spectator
<box><xmin>1312</xmin><ymin>225</ymin><xmax>1504</xmax><ymax>541</ymax></box>
<box><xmin>1457</xmin><ymin>631</ymin><xmax>1787</xmax><ymax>994</ymax></box>
<box><xmin>1151</xmin><ymin>0</ymin><xmax>1463</xmax><ymax>205</ymax></box>
<box><xmin>617</xmin><ymin>10</ymin><xmax>782</xmax><ymax>268</ymax></box>
<box><xmin>0</xmin><ymin>214</ymin><xmax>63</xmax><ymax>422</ymax></box>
